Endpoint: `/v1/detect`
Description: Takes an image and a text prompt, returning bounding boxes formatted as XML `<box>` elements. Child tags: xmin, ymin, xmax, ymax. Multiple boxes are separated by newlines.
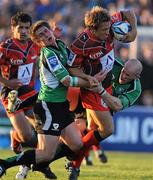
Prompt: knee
<box><xmin>70</xmin><ymin>140</ymin><xmax>83</xmax><ymax>152</ymax></box>
<box><xmin>105</xmin><ymin>126</ymin><xmax>114</xmax><ymax>137</ymax></box>
<box><xmin>37</xmin><ymin>148</ymin><xmax>54</xmax><ymax>162</ymax></box>
<box><xmin>99</xmin><ymin>126</ymin><xmax>114</xmax><ymax>138</ymax></box>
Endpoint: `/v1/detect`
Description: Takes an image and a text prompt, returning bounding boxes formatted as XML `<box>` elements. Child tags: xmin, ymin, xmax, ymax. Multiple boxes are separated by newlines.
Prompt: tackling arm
<box><xmin>99</xmin><ymin>89</ymin><xmax>123</xmax><ymax>112</ymax></box>
<box><xmin>99</xmin><ymin>79</ymin><xmax>141</xmax><ymax>112</ymax></box>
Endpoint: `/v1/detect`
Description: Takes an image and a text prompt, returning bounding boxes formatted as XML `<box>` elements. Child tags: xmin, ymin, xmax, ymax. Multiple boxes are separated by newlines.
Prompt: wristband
<box><xmin>70</xmin><ymin>76</ymin><xmax>78</xmax><ymax>87</ymax></box>
<box><xmin>73</xmin><ymin>77</ymin><xmax>78</xmax><ymax>86</ymax></box>
<box><xmin>98</xmin><ymin>88</ymin><xmax>106</xmax><ymax>96</ymax></box>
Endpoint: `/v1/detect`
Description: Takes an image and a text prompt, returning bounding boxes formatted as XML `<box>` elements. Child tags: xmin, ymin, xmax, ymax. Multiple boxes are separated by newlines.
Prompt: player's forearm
<box><xmin>77</xmin><ymin>77</ymin><xmax>93</xmax><ymax>88</ymax></box>
<box><xmin>122</xmin><ymin>9</ymin><xmax>137</xmax><ymax>41</ymax></box>
<box><xmin>68</xmin><ymin>67</ymin><xmax>98</xmax><ymax>87</ymax></box>
<box><xmin>99</xmin><ymin>90</ymin><xmax>123</xmax><ymax>112</ymax></box>
<box><xmin>68</xmin><ymin>67</ymin><xmax>90</xmax><ymax>81</ymax></box>
<box><xmin>61</xmin><ymin>75</ymin><xmax>95</xmax><ymax>88</ymax></box>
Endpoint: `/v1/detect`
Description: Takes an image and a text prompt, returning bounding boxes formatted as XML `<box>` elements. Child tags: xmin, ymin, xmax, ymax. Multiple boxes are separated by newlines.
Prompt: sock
<box><xmin>33</xmin><ymin>143</ymin><xmax>77</xmax><ymax>169</ymax></box>
<box><xmin>85</xmin><ymin>149</ymin><xmax>90</xmax><ymax>158</ymax></box>
<box><xmin>4</xmin><ymin>149</ymin><xmax>36</xmax><ymax>169</ymax></box>
<box><xmin>92</xmin><ymin>144</ymin><xmax>101</xmax><ymax>151</ymax></box>
<box><xmin>72</xmin><ymin>130</ymin><xmax>104</xmax><ymax>166</ymax></box>
<box><xmin>81</xmin><ymin>130</ymin><xmax>104</xmax><ymax>152</ymax></box>
<box><xmin>72</xmin><ymin>156</ymin><xmax>84</xmax><ymax>169</ymax></box>
<box><xmin>51</xmin><ymin>143</ymin><xmax>77</xmax><ymax>161</ymax></box>
<box><xmin>92</xmin><ymin>144</ymin><xmax>102</xmax><ymax>158</ymax></box>
<box><xmin>72</xmin><ymin>130</ymin><xmax>104</xmax><ymax>168</ymax></box>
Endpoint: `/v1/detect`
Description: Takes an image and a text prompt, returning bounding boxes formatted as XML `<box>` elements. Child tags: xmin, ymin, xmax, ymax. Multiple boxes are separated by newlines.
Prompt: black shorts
<box><xmin>33</xmin><ymin>100</ymin><xmax>74</xmax><ymax>136</ymax></box>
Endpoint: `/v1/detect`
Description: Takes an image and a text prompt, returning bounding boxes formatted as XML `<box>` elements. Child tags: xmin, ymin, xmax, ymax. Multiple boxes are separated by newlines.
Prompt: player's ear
<box><xmin>11</xmin><ymin>25</ymin><xmax>14</xmax><ymax>32</ymax></box>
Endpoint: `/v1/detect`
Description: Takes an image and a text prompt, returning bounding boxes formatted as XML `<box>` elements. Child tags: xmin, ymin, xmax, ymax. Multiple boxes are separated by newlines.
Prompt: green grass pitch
<box><xmin>0</xmin><ymin>150</ymin><xmax>152</xmax><ymax>180</ymax></box>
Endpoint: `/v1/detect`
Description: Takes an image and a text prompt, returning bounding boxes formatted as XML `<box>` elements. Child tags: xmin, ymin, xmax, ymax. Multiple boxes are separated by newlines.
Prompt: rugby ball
<box><xmin>112</xmin><ymin>21</ymin><xmax>132</xmax><ymax>41</ymax></box>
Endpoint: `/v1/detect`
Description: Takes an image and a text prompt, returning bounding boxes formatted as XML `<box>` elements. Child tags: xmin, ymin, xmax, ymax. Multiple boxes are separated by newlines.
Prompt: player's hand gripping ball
<box><xmin>112</xmin><ymin>21</ymin><xmax>132</xmax><ymax>41</ymax></box>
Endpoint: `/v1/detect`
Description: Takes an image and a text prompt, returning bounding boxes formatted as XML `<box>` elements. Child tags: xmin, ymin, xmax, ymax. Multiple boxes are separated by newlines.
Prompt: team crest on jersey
<box><xmin>52</xmin><ymin>123</ymin><xmax>59</xmax><ymax>131</ymax></box>
<box><xmin>101</xmin><ymin>41</ymin><xmax>106</xmax><ymax>49</ymax></box>
<box><xmin>67</xmin><ymin>51</ymin><xmax>76</xmax><ymax>66</ymax></box>
<box><xmin>48</xmin><ymin>56</ymin><xmax>61</xmax><ymax>71</ymax></box>
<box><xmin>80</xmin><ymin>33</ymin><xmax>89</xmax><ymax>42</ymax></box>
<box><xmin>89</xmin><ymin>51</ymin><xmax>103</xmax><ymax>59</ymax></box>
<box><xmin>115</xmin><ymin>86</ymin><xmax>125</xmax><ymax>95</ymax></box>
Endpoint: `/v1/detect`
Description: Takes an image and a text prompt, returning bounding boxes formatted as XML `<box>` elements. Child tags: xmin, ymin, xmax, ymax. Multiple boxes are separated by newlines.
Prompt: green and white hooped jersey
<box><xmin>112</xmin><ymin>57</ymin><xmax>142</xmax><ymax>109</ymax></box>
<box><xmin>38</xmin><ymin>40</ymin><xmax>76</xmax><ymax>102</ymax></box>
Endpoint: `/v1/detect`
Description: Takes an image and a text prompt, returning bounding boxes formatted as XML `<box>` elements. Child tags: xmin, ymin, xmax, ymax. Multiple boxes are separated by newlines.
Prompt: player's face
<box><xmin>12</xmin><ymin>21</ymin><xmax>31</xmax><ymax>42</ymax></box>
<box><xmin>94</xmin><ymin>21</ymin><xmax>111</xmax><ymax>40</ymax></box>
<box><xmin>119</xmin><ymin>67</ymin><xmax>137</xmax><ymax>84</ymax></box>
<box><xmin>35</xmin><ymin>26</ymin><xmax>56</xmax><ymax>47</ymax></box>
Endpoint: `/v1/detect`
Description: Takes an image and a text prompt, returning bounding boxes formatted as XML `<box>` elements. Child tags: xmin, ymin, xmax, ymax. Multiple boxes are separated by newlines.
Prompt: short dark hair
<box><xmin>30</xmin><ymin>20</ymin><xmax>50</xmax><ymax>42</ymax></box>
<box><xmin>11</xmin><ymin>12</ymin><xmax>32</xmax><ymax>27</ymax></box>
<box><xmin>84</xmin><ymin>6</ymin><xmax>111</xmax><ymax>29</ymax></box>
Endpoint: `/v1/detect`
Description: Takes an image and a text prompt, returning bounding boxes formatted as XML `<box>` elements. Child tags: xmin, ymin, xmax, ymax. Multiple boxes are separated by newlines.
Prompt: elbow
<box><xmin>130</xmin><ymin>30</ymin><xmax>137</xmax><ymax>41</ymax></box>
<box><xmin>125</xmin><ymin>30</ymin><xmax>137</xmax><ymax>42</ymax></box>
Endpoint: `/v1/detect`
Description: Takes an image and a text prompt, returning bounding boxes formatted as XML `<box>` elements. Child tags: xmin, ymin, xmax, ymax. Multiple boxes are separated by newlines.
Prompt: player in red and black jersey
<box><xmin>0</xmin><ymin>36</ymin><xmax>40</xmax><ymax>110</ymax></box>
<box><xmin>67</xmin><ymin>6</ymin><xmax>137</xmax><ymax>179</ymax></box>
<box><xmin>0</xmin><ymin>12</ymin><xmax>56</xmax><ymax>179</ymax></box>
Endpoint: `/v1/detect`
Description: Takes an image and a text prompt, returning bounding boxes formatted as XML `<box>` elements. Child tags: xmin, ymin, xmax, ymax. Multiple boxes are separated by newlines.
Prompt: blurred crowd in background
<box><xmin>0</xmin><ymin>0</ymin><xmax>153</xmax><ymax>106</ymax></box>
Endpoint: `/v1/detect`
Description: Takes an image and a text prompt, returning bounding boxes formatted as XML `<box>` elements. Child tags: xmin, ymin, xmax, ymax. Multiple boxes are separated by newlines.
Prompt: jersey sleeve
<box><xmin>111</xmin><ymin>11</ymin><xmax>123</xmax><ymax>24</ymax></box>
<box><xmin>0</xmin><ymin>44</ymin><xmax>7</xmax><ymax>66</ymax></box>
<box><xmin>70</xmin><ymin>39</ymin><xmax>85</xmax><ymax>68</ymax></box>
<box><xmin>118</xmin><ymin>79</ymin><xmax>142</xmax><ymax>109</ymax></box>
<box><xmin>43</xmin><ymin>48</ymin><xmax>69</xmax><ymax>81</ymax></box>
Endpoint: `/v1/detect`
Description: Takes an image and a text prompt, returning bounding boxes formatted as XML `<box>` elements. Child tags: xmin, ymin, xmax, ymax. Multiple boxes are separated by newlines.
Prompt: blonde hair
<box><xmin>84</xmin><ymin>6</ymin><xmax>111</xmax><ymax>30</ymax></box>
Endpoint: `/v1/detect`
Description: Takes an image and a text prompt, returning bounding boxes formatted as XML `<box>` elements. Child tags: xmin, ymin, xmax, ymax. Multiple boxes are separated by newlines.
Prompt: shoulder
<box><xmin>114</xmin><ymin>57</ymin><xmax>124</xmax><ymax>67</ymax></box>
<box><xmin>134</xmin><ymin>78</ymin><xmax>141</xmax><ymax>87</ymax></box>
<box><xmin>57</xmin><ymin>39</ymin><xmax>65</xmax><ymax>46</ymax></box>
<box><xmin>0</xmin><ymin>38</ymin><xmax>13</xmax><ymax>49</ymax></box>
<box><xmin>71</xmin><ymin>31</ymin><xmax>89</xmax><ymax>50</ymax></box>
<box><xmin>42</xmin><ymin>47</ymin><xmax>57</xmax><ymax>58</ymax></box>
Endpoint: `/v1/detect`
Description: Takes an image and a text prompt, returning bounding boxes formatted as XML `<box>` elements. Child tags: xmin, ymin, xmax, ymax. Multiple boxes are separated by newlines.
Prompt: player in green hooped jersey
<box><xmin>0</xmin><ymin>20</ymin><xmax>100</xmax><ymax>178</ymax></box>
<box><xmin>98</xmin><ymin>57</ymin><xmax>143</xmax><ymax>112</ymax></box>
<box><xmin>112</xmin><ymin>57</ymin><xmax>142</xmax><ymax>109</ymax></box>
<box><xmin>37</xmin><ymin>29</ymin><xmax>97</xmax><ymax>103</ymax></box>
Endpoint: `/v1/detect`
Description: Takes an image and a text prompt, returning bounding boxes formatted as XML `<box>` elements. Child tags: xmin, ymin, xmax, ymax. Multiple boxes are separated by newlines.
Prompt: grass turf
<box><xmin>0</xmin><ymin>150</ymin><xmax>152</xmax><ymax>180</ymax></box>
